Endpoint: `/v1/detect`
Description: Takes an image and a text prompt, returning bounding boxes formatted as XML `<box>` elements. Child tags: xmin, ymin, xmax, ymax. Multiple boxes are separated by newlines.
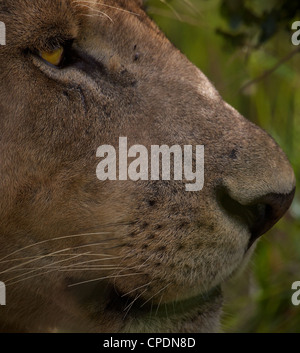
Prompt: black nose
<box><xmin>218</xmin><ymin>187</ymin><xmax>296</xmax><ymax>249</ymax></box>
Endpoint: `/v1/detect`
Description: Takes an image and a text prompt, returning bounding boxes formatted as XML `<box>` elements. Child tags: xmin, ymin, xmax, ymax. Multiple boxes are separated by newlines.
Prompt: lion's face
<box><xmin>0</xmin><ymin>0</ymin><xmax>296</xmax><ymax>332</ymax></box>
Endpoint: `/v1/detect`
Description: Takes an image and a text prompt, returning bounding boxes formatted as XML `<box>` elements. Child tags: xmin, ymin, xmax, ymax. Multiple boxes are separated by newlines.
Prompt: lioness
<box><xmin>0</xmin><ymin>0</ymin><xmax>296</xmax><ymax>333</ymax></box>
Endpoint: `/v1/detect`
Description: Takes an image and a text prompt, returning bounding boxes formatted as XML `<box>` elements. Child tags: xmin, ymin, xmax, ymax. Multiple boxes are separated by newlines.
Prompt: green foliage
<box><xmin>218</xmin><ymin>0</ymin><xmax>300</xmax><ymax>48</ymax></box>
<box><xmin>146</xmin><ymin>0</ymin><xmax>300</xmax><ymax>333</ymax></box>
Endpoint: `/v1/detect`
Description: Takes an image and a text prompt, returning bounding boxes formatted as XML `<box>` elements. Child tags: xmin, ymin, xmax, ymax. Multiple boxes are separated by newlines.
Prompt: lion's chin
<box><xmin>65</xmin><ymin>279</ymin><xmax>223</xmax><ymax>333</ymax></box>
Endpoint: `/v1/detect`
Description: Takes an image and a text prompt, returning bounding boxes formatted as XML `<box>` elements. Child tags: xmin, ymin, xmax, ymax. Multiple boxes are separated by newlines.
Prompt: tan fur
<box><xmin>0</xmin><ymin>0</ymin><xmax>296</xmax><ymax>332</ymax></box>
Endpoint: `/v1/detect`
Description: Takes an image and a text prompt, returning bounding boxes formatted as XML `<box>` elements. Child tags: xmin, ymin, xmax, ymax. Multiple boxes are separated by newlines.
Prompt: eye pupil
<box><xmin>40</xmin><ymin>47</ymin><xmax>64</xmax><ymax>66</ymax></box>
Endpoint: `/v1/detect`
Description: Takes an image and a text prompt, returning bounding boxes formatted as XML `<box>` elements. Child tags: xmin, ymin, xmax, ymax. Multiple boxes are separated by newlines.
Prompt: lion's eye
<box><xmin>39</xmin><ymin>46</ymin><xmax>64</xmax><ymax>67</ymax></box>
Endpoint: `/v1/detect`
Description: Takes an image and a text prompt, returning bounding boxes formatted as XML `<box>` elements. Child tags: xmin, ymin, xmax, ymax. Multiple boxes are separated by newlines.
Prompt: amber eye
<box><xmin>39</xmin><ymin>46</ymin><xmax>64</xmax><ymax>67</ymax></box>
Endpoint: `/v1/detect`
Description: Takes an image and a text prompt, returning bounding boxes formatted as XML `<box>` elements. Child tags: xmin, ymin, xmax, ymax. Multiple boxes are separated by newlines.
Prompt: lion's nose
<box><xmin>218</xmin><ymin>187</ymin><xmax>296</xmax><ymax>248</ymax></box>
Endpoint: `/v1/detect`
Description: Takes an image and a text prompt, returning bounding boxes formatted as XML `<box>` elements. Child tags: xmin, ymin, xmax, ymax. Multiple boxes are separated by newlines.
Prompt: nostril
<box><xmin>249</xmin><ymin>189</ymin><xmax>296</xmax><ymax>245</ymax></box>
<box><xmin>217</xmin><ymin>188</ymin><xmax>266</xmax><ymax>236</ymax></box>
<box><xmin>217</xmin><ymin>187</ymin><xmax>295</xmax><ymax>249</ymax></box>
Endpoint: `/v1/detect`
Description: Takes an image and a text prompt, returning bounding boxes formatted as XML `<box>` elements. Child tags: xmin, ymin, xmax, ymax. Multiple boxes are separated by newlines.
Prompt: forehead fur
<box><xmin>0</xmin><ymin>0</ymin><xmax>77</xmax><ymax>50</ymax></box>
<box><xmin>0</xmin><ymin>0</ymin><xmax>143</xmax><ymax>50</ymax></box>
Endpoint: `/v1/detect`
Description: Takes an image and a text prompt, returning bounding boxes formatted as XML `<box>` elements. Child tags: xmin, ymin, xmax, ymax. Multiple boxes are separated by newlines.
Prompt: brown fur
<box><xmin>0</xmin><ymin>0</ymin><xmax>296</xmax><ymax>332</ymax></box>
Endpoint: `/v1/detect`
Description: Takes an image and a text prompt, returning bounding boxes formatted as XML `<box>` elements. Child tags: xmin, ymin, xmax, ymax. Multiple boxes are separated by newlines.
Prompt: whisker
<box><xmin>74</xmin><ymin>0</ymin><xmax>140</xmax><ymax>17</ymax></box>
<box><xmin>0</xmin><ymin>232</ymin><xmax>111</xmax><ymax>262</ymax></box>
<box><xmin>59</xmin><ymin>265</ymin><xmax>143</xmax><ymax>272</ymax></box>
<box><xmin>64</xmin><ymin>256</ymin><xmax>121</xmax><ymax>267</ymax></box>
<box><xmin>6</xmin><ymin>269</ymin><xmax>59</xmax><ymax>286</ymax></box>
<box><xmin>159</xmin><ymin>0</ymin><xmax>182</xmax><ymax>21</ymax></box>
<box><xmin>68</xmin><ymin>272</ymin><xmax>143</xmax><ymax>287</ymax></box>
<box><xmin>0</xmin><ymin>248</ymin><xmax>75</xmax><ymax>275</ymax></box>
<box><xmin>137</xmin><ymin>256</ymin><xmax>152</xmax><ymax>270</ymax></box>
<box><xmin>5</xmin><ymin>263</ymin><xmax>130</xmax><ymax>272</ymax></box>
<box><xmin>102</xmin><ymin>243</ymin><xmax>128</xmax><ymax>250</ymax></box>
<box><xmin>121</xmin><ymin>281</ymin><xmax>152</xmax><ymax>297</ymax></box>
<box><xmin>0</xmin><ymin>253</ymin><xmax>117</xmax><ymax>265</ymax></box>
<box><xmin>182</xmin><ymin>0</ymin><xmax>201</xmax><ymax>15</ymax></box>
<box><xmin>123</xmin><ymin>293</ymin><xmax>139</xmax><ymax>313</ymax></box>
<box><xmin>5</xmin><ymin>253</ymin><xmax>90</xmax><ymax>283</ymax></box>
<box><xmin>123</xmin><ymin>288</ymin><xmax>148</xmax><ymax>319</ymax></box>
<box><xmin>0</xmin><ymin>241</ymin><xmax>114</xmax><ymax>275</ymax></box>
<box><xmin>140</xmin><ymin>283</ymin><xmax>171</xmax><ymax>308</ymax></box>
<box><xmin>3</xmin><ymin>267</ymin><xmax>122</xmax><ymax>272</ymax></box>
<box><xmin>164</xmin><ymin>303</ymin><xmax>169</xmax><ymax>320</ymax></box>
<box><xmin>111</xmin><ymin>255</ymin><xmax>138</xmax><ymax>289</ymax></box>
<box><xmin>149</xmin><ymin>300</ymin><xmax>153</xmax><ymax>320</ymax></box>
<box><xmin>172</xmin><ymin>292</ymin><xmax>179</xmax><ymax>315</ymax></box>
<box><xmin>63</xmin><ymin>264</ymin><xmax>128</xmax><ymax>269</ymax></box>
<box><xmin>74</xmin><ymin>3</ymin><xmax>113</xmax><ymax>22</ymax></box>
<box><xmin>155</xmin><ymin>293</ymin><xmax>164</xmax><ymax>316</ymax></box>
<box><xmin>59</xmin><ymin>267</ymin><xmax>124</xmax><ymax>271</ymax></box>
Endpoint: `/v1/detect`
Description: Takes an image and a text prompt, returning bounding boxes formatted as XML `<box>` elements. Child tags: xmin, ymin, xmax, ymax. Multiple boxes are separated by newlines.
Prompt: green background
<box><xmin>146</xmin><ymin>0</ymin><xmax>300</xmax><ymax>333</ymax></box>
